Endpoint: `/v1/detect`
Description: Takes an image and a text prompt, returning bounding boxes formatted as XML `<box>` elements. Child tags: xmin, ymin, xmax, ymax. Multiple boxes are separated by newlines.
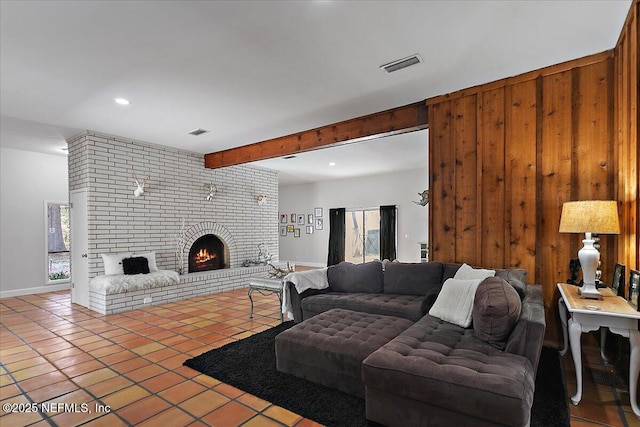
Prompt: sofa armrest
<box><xmin>286</xmin><ymin>282</ymin><xmax>330</xmax><ymax>323</ymax></box>
<box><xmin>504</xmin><ymin>284</ymin><xmax>546</xmax><ymax>372</ymax></box>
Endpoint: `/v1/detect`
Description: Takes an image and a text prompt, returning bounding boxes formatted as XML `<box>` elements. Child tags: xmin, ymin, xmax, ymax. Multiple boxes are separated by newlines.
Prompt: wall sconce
<box><xmin>203</xmin><ymin>183</ymin><xmax>218</xmax><ymax>201</ymax></box>
<box><xmin>257</xmin><ymin>194</ymin><xmax>268</xmax><ymax>206</ymax></box>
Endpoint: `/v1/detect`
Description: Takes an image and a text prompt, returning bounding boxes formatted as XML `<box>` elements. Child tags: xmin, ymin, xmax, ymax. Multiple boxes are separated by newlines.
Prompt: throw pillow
<box><xmin>100</xmin><ymin>252</ymin><xmax>133</xmax><ymax>275</ymax></box>
<box><xmin>134</xmin><ymin>251</ymin><xmax>159</xmax><ymax>272</ymax></box>
<box><xmin>327</xmin><ymin>261</ymin><xmax>384</xmax><ymax>293</ymax></box>
<box><xmin>454</xmin><ymin>263</ymin><xmax>496</xmax><ymax>281</ymax></box>
<box><xmin>428</xmin><ymin>278</ymin><xmax>483</xmax><ymax>328</ymax></box>
<box><xmin>472</xmin><ymin>277</ymin><xmax>522</xmax><ymax>349</ymax></box>
<box><xmin>383</xmin><ymin>262</ymin><xmax>444</xmax><ymax>295</ymax></box>
<box><xmin>122</xmin><ymin>257</ymin><xmax>150</xmax><ymax>275</ymax></box>
<box><xmin>495</xmin><ymin>269</ymin><xmax>527</xmax><ymax>298</ymax></box>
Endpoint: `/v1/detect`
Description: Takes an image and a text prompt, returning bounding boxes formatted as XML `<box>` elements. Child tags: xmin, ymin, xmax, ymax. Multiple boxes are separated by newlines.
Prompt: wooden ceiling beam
<box><xmin>204</xmin><ymin>101</ymin><xmax>428</xmax><ymax>169</ymax></box>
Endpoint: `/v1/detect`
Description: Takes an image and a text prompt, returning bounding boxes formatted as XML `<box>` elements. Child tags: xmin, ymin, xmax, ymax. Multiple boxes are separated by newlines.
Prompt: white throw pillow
<box><xmin>100</xmin><ymin>252</ymin><xmax>132</xmax><ymax>275</ymax></box>
<box><xmin>429</xmin><ymin>278</ymin><xmax>483</xmax><ymax>328</ymax></box>
<box><xmin>134</xmin><ymin>251</ymin><xmax>159</xmax><ymax>272</ymax></box>
<box><xmin>454</xmin><ymin>263</ymin><xmax>495</xmax><ymax>281</ymax></box>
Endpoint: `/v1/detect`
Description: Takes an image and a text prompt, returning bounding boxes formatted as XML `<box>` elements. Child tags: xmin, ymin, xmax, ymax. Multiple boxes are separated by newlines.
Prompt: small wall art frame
<box><xmin>612</xmin><ymin>263</ymin><xmax>625</xmax><ymax>296</ymax></box>
<box><xmin>628</xmin><ymin>269</ymin><xmax>639</xmax><ymax>310</ymax></box>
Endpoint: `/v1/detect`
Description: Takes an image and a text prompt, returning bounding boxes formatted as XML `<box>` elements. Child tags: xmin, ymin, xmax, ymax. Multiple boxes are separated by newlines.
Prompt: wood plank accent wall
<box><xmin>427</xmin><ymin>51</ymin><xmax>625</xmax><ymax>343</ymax></box>
<box><xmin>615</xmin><ymin>0</ymin><xmax>639</xmax><ymax>281</ymax></box>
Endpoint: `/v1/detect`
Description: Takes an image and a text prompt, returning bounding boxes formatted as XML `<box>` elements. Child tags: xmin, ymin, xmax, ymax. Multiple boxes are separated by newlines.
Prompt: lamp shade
<box><xmin>559</xmin><ymin>200</ymin><xmax>620</xmax><ymax>234</ymax></box>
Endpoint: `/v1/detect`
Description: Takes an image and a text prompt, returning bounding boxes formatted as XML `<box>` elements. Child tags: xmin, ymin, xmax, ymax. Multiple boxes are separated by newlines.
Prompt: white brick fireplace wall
<box><xmin>68</xmin><ymin>131</ymin><xmax>278</xmax><ymax>312</ymax></box>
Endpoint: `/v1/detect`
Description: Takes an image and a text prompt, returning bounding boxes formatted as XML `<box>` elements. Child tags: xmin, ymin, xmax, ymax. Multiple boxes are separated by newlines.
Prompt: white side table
<box><xmin>248</xmin><ymin>277</ymin><xmax>284</xmax><ymax>322</ymax></box>
<box><xmin>557</xmin><ymin>283</ymin><xmax>640</xmax><ymax>418</ymax></box>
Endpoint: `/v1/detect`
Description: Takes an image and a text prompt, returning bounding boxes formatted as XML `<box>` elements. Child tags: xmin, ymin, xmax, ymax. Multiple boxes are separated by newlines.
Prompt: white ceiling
<box><xmin>0</xmin><ymin>0</ymin><xmax>631</xmax><ymax>184</ymax></box>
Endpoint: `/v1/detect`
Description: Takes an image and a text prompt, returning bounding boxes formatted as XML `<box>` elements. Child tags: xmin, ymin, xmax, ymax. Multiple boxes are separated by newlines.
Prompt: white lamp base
<box><xmin>577</xmin><ymin>233</ymin><xmax>602</xmax><ymax>300</ymax></box>
<box><xmin>578</xmin><ymin>283</ymin><xmax>603</xmax><ymax>300</ymax></box>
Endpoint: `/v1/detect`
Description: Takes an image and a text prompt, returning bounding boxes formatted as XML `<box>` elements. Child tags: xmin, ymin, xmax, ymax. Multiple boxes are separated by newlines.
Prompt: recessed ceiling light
<box><xmin>329</xmin><ymin>162</ymin><xmax>336</xmax><ymax>166</ymax></box>
<box><xmin>114</xmin><ymin>98</ymin><xmax>131</xmax><ymax>105</ymax></box>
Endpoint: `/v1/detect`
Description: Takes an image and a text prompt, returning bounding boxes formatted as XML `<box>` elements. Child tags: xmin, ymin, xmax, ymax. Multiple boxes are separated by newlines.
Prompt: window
<box><xmin>46</xmin><ymin>202</ymin><xmax>70</xmax><ymax>282</ymax></box>
<box><xmin>345</xmin><ymin>209</ymin><xmax>380</xmax><ymax>264</ymax></box>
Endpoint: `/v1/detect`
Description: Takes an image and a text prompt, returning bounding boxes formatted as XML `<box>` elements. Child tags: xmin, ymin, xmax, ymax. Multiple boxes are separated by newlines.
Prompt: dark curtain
<box><xmin>380</xmin><ymin>205</ymin><xmax>397</xmax><ymax>261</ymax></box>
<box><xmin>327</xmin><ymin>208</ymin><xmax>346</xmax><ymax>266</ymax></box>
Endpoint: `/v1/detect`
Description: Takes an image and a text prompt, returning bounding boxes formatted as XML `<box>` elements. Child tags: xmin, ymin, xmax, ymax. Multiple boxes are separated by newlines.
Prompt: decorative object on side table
<box><xmin>612</xmin><ymin>263</ymin><xmax>625</xmax><ymax>297</ymax></box>
<box><xmin>567</xmin><ymin>258</ymin><xmax>581</xmax><ymax>285</ymax></box>
<box><xmin>629</xmin><ymin>269</ymin><xmax>639</xmax><ymax>310</ymax></box>
<box><xmin>267</xmin><ymin>261</ymin><xmax>294</xmax><ymax>279</ymax></box>
<box><xmin>559</xmin><ymin>200</ymin><xmax>620</xmax><ymax>300</ymax></box>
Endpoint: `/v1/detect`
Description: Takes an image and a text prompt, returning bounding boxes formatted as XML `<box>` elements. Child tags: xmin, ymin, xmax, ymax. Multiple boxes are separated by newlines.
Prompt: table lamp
<box><xmin>559</xmin><ymin>200</ymin><xmax>620</xmax><ymax>299</ymax></box>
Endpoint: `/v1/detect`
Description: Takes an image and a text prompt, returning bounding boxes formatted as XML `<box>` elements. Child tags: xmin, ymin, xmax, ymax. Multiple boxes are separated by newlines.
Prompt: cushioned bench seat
<box><xmin>362</xmin><ymin>314</ymin><xmax>536</xmax><ymax>427</ymax></box>
<box><xmin>275</xmin><ymin>308</ymin><xmax>414</xmax><ymax>397</ymax></box>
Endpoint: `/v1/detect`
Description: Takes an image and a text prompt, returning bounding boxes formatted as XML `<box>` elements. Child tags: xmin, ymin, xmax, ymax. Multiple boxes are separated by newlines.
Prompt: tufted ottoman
<box><xmin>275</xmin><ymin>308</ymin><xmax>413</xmax><ymax>397</ymax></box>
<box><xmin>362</xmin><ymin>314</ymin><xmax>536</xmax><ymax>426</ymax></box>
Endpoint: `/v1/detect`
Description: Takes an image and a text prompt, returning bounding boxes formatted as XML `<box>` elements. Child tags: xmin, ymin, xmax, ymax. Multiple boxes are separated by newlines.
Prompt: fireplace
<box><xmin>189</xmin><ymin>234</ymin><xmax>226</xmax><ymax>273</ymax></box>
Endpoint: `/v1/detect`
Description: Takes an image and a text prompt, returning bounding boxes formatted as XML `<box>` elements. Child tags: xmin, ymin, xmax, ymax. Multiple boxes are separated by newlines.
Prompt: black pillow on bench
<box><xmin>122</xmin><ymin>256</ymin><xmax>150</xmax><ymax>275</ymax></box>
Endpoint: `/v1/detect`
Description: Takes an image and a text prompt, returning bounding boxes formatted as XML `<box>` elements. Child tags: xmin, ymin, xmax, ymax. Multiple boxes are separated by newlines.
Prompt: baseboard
<box><xmin>0</xmin><ymin>283</ymin><xmax>71</xmax><ymax>298</ymax></box>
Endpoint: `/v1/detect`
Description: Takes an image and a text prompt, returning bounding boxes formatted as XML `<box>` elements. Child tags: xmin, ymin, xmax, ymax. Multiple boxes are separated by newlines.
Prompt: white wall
<box><xmin>279</xmin><ymin>168</ymin><xmax>428</xmax><ymax>266</ymax></box>
<box><xmin>1</xmin><ymin>147</ymin><xmax>69</xmax><ymax>296</ymax></box>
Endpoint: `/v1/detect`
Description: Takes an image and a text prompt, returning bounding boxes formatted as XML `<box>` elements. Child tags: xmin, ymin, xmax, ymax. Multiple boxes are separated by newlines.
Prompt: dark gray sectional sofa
<box><xmin>284</xmin><ymin>260</ymin><xmax>546</xmax><ymax>427</ymax></box>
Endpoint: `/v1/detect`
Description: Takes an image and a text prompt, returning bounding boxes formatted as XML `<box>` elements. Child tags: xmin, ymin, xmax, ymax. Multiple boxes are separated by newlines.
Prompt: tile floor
<box><xmin>0</xmin><ymin>288</ymin><xmax>638</xmax><ymax>427</ymax></box>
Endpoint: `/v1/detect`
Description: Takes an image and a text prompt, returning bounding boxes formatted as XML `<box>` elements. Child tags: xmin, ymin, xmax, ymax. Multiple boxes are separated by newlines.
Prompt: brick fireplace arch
<box><xmin>182</xmin><ymin>222</ymin><xmax>237</xmax><ymax>270</ymax></box>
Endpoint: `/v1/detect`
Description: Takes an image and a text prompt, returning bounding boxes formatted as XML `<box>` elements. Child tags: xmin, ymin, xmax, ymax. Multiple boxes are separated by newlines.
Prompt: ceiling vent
<box><xmin>187</xmin><ymin>128</ymin><xmax>209</xmax><ymax>136</ymax></box>
<box><xmin>380</xmin><ymin>54</ymin><xmax>422</xmax><ymax>74</ymax></box>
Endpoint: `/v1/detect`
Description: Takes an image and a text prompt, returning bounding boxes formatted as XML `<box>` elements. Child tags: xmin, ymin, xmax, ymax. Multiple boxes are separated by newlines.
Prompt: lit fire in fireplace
<box><xmin>194</xmin><ymin>248</ymin><xmax>217</xmax><ymax>266</ymax></box>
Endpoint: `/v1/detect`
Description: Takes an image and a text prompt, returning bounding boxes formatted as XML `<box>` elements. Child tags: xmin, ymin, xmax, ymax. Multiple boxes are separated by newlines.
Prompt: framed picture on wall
<box><xmin>306</xmin><ymin>225</ymin><xmax>314</xmax><ymax>234</ymax></box>
<box><xmin>308</xmin><ymin>214</ymin><xmax>314</xmax><ymax>224</ymax></box>
<box><xmin>315</xmin><ymin>218</ymin><xmax>323</xmax><ymax>230</ymax></box>
<box><xmin>611</xmin><ymin>263</ymin><xmax>625</xmax><ymax>296</ymax></box>
<box><xmin>297</xmin><ymin>214</ymin><xmax>305</xmax><ymax>225</ymax></box>
<box><xmin>280</xmin><ymin>226</ymin><xmax>287</xmax><ymax>236</ymax></box>
<box><xmin>629</xmin><ymin>269</ymin><xmax>639</xmax><ymax>310</ymax></box>
<box><xmin>287</xmin><ymin>225</ymin><xmax>294</xmax><ymax>233</ymax></box>
<box><xmin>294</xmin><ymin>228</ymin><xmax>300</xmax><ymax>238</ymax></box>
<box><xmin>280</xmin><ymin>214</ymin><xmax>287</xmax><ymax>224</ymax></box>
<box><xmin>314</xmin><ymin>207</ymin><xmax>323</xmax><ymax>217</ymax></box>
<box><xmin>290</xmin><ymin>214</ymin><xmax>296</xmax><ymax>223</ymax></box>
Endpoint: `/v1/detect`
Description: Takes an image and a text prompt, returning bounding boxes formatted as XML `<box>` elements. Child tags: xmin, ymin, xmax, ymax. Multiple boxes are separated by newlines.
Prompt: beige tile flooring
<box><xmin>0</xmin><ymin>288</ymin><xmax>638</xmax><ymax>427</ymax></box>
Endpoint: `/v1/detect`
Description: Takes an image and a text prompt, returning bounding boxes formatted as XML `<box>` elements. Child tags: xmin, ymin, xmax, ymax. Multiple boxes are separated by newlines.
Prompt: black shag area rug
<box><xmin>184</xmin><ymin>322</ymin><xmax>569</xmax><ymax>427</ymax></box>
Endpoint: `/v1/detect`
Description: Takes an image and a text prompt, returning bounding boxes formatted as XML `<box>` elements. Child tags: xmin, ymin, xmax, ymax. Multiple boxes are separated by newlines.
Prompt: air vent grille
<box><xmin>380</xmin><ymin>54</ymin><xmax>422</xmax><ymax>74</ymax></box>
<box><xmin>188</xmin><ymin>128</ymin><xmax>209</xmax><ymax>136</ymax></box>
